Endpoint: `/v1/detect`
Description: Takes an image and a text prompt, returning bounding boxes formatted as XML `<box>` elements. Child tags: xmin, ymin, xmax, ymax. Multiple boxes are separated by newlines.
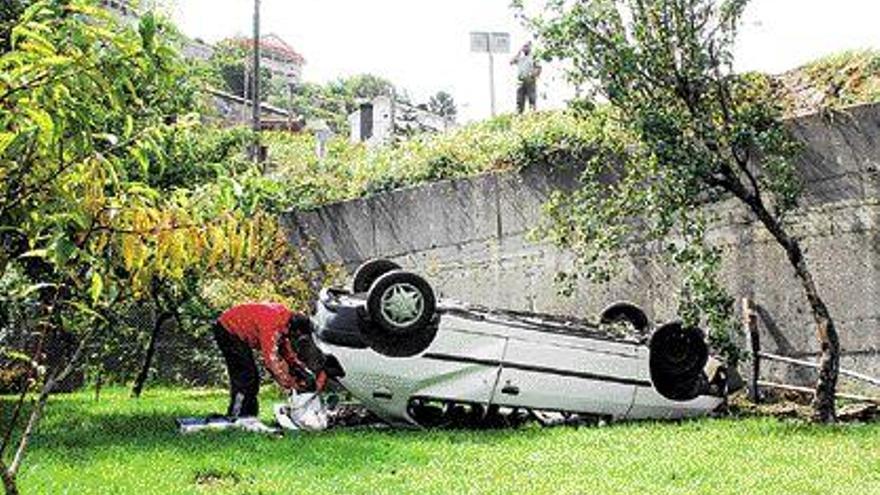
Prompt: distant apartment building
<box><xmin>228</xmin><ymin>33</ymin><xmax>305</xmax><ymax>87</ymax></box>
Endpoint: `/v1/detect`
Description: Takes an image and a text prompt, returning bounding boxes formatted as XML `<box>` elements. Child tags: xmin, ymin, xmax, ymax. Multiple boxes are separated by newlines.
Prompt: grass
<box><xmin>2</xmin><ymin>388</ymin><xmax>880</xmax><ymax>494</ymax></box>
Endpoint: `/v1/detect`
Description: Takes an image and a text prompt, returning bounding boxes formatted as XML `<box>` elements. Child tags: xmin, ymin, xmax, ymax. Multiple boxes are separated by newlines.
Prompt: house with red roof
<box><xmin>229</xmin><ymin>33</ymin><xmax>306</xmax><ymax>87</ymax></box>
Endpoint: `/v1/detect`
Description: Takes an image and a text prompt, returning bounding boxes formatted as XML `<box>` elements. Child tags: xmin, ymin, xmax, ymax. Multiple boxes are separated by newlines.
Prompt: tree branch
<box><xmin>8</xmin><ymin>329</ymin><xmax>90</xmax><ymax>476</ymax></box>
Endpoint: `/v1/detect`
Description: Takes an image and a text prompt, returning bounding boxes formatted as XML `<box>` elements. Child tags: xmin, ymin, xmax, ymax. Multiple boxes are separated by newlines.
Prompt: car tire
<box><xmin>352</xmin><ymin>259</ymin><xmax>401</xmax><ymax>294</ymax></box>
<box><xmin>649</xmin><ymin>322</ymin><xmax>709</xmax><ymax>401</ymax></box>
<box><xmin>362</xmin><ymin>270</ymin><xmax>438</xmax><ymax>357</ymax></box>
<box><xmin>599</xmin><ymin>301</ymin><xmax>650</xmax><ymax>333</ymax></box>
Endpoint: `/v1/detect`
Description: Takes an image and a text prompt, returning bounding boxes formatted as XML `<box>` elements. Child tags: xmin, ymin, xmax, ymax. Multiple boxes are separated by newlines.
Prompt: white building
<box><xmin>349</xmin><ymin>96</ymin><xmax>448</xmax><ymax>147</ymax></box>
<box><xmin>229</xmin><ymin>34</ymin><xmax>305</xmax><ymax>87</ymax></box>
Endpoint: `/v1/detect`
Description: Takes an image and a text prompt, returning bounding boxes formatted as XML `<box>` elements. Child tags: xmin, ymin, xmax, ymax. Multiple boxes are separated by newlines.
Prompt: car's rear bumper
<box><xmin>312</xmin><ymin>288</ymin><xmax>369</xmax><ymax>349</ymax></box>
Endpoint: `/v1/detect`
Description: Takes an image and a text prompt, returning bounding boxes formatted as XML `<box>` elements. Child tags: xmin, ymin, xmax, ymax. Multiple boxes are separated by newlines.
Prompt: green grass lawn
<box><xmin>3</xmin><ymin>388</ymin><xmax>880</xmax><ymax>495</ymax></box>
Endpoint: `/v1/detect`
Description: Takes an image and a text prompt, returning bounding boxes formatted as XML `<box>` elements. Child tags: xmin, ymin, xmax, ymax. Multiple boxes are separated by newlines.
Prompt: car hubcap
<box><xmin>380</xmin><ymin>282</ymin><xmax>424</xmax><ymax>328</ymax></box>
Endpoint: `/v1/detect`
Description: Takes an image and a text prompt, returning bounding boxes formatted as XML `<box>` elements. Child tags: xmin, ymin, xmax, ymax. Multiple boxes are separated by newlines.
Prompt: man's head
<box><xmin>288</xmin><ymin>313</ymin><xmax>313</xmax><ymax>337</ymax></box>
<box><xmin>522</xmin><ymin>41</ymin><xmax>532</xmax><ymax>54</ymax></box>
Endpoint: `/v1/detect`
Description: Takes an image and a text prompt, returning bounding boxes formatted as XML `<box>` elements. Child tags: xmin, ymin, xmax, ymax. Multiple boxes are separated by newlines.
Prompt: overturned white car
<box><xmin>312</xmin><ymin>259</ymin><xmax>740</xmax><ymax>428</ymax></box>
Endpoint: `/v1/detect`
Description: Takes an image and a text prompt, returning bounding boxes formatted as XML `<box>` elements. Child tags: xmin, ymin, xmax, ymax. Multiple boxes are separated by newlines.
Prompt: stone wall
<box><xmin>283</xmin><ymin>103</ymin><xmax>880</xmax><ymax>386</ymax></box>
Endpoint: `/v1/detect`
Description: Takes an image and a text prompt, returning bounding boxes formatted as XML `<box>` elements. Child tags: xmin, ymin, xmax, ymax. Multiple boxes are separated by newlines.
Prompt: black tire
<box><xmin>352</xmin><ymin>259</ymin><xmax>401</xmax><ymax>293</ymax></box>
<box><xmin>649</xmin><ymin>322</ymin><xmax>709</xmax><ymax>401</ymax></box>
<box><xmin>362</xmin><ymin>270</ymin><xmax>438</xmax><ymax>357</ymax></box>
<box><xmin>599</xmin><ymin>301</ymin><xmax>650</xmax><ymax>333</ymax></box>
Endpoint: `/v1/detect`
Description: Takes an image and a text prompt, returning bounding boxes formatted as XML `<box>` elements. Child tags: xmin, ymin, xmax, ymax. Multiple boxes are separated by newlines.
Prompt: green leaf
<box><xmin>25</xmin><ymin>107</ymin><xmax>54</xmax><ymax>141</ymax></box>
<box><xmin>0</xmin><ymin>132</ymin><xmax>15</xmax><ymax>156</ymax></box>
<box><xmin>52</xmin><ymin>236</ymin><xmax>77</xmax><ymax>266</ymax></box>
<box><xmin>89</xmin><ymin>271</ymin><xmax>103</xmax><ymax>305</ymax></box>
<box><xmin>139</xmin><ymin>13</ymin><xmax>157</xmax><ymax>53</ymax></box>
<box><xmin>0</xmin><ymin>348</ymin><xmax>36</xmax><ymax>366</ymax></box>
<box><xmin>18</xmin><ymin>249</ymin><xmax>48</xmax><ymax>259</ymax></box>
<box><xmin>67</xmin><ymin>301</ymin><xmax>108</xmax><ymax>323</ymax></box>
<box><xmin>132</xmin><ymin>147</ymin><xmax>150</xmax><ymax>177</ymax></box>
<box><xmin>123</xmin><ymin>115</ymin><xmax>134</xmax><ymax>140</ymax></box>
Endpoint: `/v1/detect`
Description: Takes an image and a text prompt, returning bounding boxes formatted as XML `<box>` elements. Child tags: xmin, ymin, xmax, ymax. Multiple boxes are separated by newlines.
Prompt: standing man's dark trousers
<box><xmin>516</xmin><ymin>78</ymin><xmax>537</xmax><ymax>113</ymax></box>
<box><xmin>213</xmin><ymin>324</ymin><xmax>260</xmax><ymax>418</ymax></box>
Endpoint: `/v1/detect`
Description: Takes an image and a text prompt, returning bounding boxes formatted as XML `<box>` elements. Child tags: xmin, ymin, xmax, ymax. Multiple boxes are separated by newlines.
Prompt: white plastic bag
<box><xmin>274</xmin><ymin>392</ymin><xmax>329</xmax><ymax>432</ymax></box>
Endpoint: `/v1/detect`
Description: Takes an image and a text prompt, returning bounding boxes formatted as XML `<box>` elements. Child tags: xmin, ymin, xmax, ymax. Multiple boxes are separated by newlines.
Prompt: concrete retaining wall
<box><xmin>283</xmin><ymin>103</ymin><xmax>880</xmax><ymax>386</ymax></box>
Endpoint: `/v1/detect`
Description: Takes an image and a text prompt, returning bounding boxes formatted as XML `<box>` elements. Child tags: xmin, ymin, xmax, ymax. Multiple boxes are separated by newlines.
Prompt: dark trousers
<box><xmin>516</xmin><ymin>79</ymin><xmax>537</xmax><ymax>113</ymax></box>
<box><xmin>213</xmin><ymin>324</ymin><xmax>259</xmax><ymax>418</ymax></box>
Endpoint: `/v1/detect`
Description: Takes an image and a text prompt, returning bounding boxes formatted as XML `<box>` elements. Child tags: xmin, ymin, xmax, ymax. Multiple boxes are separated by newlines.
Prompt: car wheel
<box><xmin>352</xmin><ymin>259</ymin><xmax>401</xmax><ymax>293</ymax></box>
<box><xmin>599</xmin><ymin>301</ymin><xmax>650</xmax><ymax>333</ymax></box>
<box><xmin>362</xmin><ymin>270</ymin><xmax>438</xmax><ymax>357</ymax></box>
<box><xmin>649</xmin><ymin>322</ymin><xmax>709</xmax><ymax>401</ymax></box>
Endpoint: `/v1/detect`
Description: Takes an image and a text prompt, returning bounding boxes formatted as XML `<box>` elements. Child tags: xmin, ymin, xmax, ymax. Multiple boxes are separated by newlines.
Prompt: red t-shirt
<box><xmin>218</xmin><ymin>303</ymin><xmax>304</xmax><ymax>390</ymax></box>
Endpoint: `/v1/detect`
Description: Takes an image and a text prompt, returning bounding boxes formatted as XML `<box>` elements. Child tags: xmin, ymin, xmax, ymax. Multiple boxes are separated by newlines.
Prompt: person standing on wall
<box><xmin>511</xmin><ymin>41</ymin><xmax>541</xmax><ymax>113</ymax></box>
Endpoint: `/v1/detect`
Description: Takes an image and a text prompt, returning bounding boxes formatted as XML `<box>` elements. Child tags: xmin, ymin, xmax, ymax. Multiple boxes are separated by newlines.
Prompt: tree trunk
<box><xmin>2</xmin><ymin>332</ymin><xmax>89</xmax><ymax>495</ymax></box>
<box><xmin>749</xmin><ymin>199</ymin><xmax>840</xmax><ymax>423</ymax></box>
<box><xmin>1</xmin><ymin>461</ymin><xmax>18</xmax><ymax>495</ymax></box>
<box><xmin>94</xmin><ymin>367</ymin><xmax>103</xmax><ymax>402</ymax></box>
<box><xmin>131</xmin><ymin>311</ymin><xmax>172</xmax><ymax>398</ymax></box>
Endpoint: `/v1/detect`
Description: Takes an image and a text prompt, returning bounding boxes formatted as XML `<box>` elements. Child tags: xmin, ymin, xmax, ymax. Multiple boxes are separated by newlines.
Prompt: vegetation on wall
<box><xmin>264</xmin><ymin>109</ymin><xmax>609</xmax><ymax>208</ymax></box>
<box><xmin>775</xmin><ymin>49</ymin><xmax>880</xmax><ymax>115</ymax></box>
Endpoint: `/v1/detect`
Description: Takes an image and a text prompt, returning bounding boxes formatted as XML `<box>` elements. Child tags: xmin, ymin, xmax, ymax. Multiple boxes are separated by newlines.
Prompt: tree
<box><xmin>209</xmin><ymin>40</ymin><xmax>275</xmax><ymax>102</ymax></box>
<box><xmin>427</xmin><ymin>90</ymin><xmax>457</xmax><ymax>124</ymax></box>
<box><xmin>523</xmin><ymin>0</ymin><xmax>840</xmax><ymax>421</ymax></box>
<box><xmin>279</xmin><ymin>74</ymin><xmax>397</xmax><ymax>133</ymax></box>
<box><xmin>0</xmin><ymin>3</ymin><xmax>291</xmax><ymax>492</ymax></box>
<box><xmin>336</xmin><ymin>73</ymin><xmax>395</xmax><ymax>102</ymax></box>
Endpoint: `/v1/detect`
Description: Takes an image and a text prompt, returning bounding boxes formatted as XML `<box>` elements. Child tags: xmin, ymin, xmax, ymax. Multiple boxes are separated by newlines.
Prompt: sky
<box><xmin>170</xmin><ymin>0</ymin><xmax>880</xmax><ymax>123</ymax></box>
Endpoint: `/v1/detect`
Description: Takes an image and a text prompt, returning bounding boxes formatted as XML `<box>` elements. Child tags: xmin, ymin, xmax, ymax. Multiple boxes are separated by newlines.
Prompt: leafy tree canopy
<box><xmin>428</xmin><ymin>91</ymin><xmax>457</xmax><ymax>122</ymax></box>
<box><xmin>519</xmin><ymin>0</ymin><xmax>840</xmax><ymax>421</ymax></box>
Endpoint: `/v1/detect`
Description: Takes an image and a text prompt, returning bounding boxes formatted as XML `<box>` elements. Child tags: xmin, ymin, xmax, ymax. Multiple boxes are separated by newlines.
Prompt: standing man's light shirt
<box><xmin>515</xmin><ymin>51</ymin><xmax>536</xmax><ymax>81</ymax></box>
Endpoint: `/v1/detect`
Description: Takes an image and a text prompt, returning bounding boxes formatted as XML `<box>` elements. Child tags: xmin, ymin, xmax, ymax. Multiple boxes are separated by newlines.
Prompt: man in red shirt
<box><xmin>213</xmin><ymin>302</ymin><xmax>340</xmax><ymax>418</ymax></box>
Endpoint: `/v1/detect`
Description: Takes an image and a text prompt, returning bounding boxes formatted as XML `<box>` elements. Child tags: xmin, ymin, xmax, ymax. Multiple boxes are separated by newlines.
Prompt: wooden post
<box><xmin>742</xmin><ymin>297</ymin><xmax>761</xmax><ymax>403</ymax></box>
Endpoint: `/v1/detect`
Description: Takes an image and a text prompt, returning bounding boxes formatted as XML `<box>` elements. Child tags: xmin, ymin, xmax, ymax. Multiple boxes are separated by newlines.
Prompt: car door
<box><xmin>490</xmin><ymin>332</ymin><xmax>642</xmax><ymax>418</ymax></box>
<box><xmin>412</xmin><ymin>315</ymin><xmax>507</xmax><ymax>405</ymax></box>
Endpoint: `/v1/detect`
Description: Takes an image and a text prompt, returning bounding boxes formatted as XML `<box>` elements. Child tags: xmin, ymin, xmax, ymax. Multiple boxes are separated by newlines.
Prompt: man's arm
<box><xmin>261</xmin><ymin>331</ymin><xmax>299</xmax><ymax>390</ymax></box>
<box><xmin>281</xmin><ymin>332</ymin><xmax>332</xmax><ymax>391</ymax></box>
<box><xmin>292</xmin><ymin>332</ymin><xmax>327</xmax><ymax>372</ymax></box>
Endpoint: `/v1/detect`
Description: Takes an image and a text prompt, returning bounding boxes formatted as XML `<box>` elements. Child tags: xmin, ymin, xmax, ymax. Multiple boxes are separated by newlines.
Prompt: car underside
<box><xmin>311</xmin><ymin>260</ymin><xmax>742</xmax><ymax>428</ymax></box>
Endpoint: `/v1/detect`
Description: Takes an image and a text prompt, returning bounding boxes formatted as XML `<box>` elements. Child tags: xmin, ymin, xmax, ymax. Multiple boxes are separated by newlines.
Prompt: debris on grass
<box><xmin>729</xmin><ymin>391</ymin><xmax>880</xmax><ymax>423</ymax></box>
<box><xmin>193</xmin><ymin>468</ymin><xmax>243</xmax><ymax>488</ymax></box>
<box><xmin>837</xmin><ymin>403</ymin><xmax>879</xmax><ymax>423</ymax></box>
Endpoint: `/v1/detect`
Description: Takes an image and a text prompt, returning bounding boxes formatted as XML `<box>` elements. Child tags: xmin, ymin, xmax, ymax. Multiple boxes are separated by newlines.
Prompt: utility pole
<box><xmin>252</xmin><ymin>0</ymin><xmax>263</xmax><ymax>164</ymax></box>
<box><xmin>242</xmin><ymin>62</ymin><xmax>249</xmax><ymax>122</ymax></box>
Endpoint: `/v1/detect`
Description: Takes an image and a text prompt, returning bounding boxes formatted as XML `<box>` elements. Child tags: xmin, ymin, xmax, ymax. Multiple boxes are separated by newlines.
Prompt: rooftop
<box><xmin>229</xmin><ymin>33</ymin><xmax>306</xmax><ymax>66</ymax></box>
